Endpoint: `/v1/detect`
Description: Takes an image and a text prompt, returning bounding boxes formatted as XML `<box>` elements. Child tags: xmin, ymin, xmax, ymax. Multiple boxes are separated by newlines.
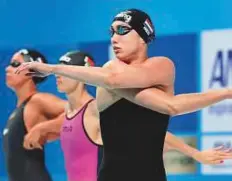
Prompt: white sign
<box><xmin>201</xmin><ymin>29</ymin><xmax>232</xmax><ymax>132</ymax></box>
<box><xmin>201</xmin><ymin>135</ymin><xmax>232</xmax><ymax>174</ymax></box>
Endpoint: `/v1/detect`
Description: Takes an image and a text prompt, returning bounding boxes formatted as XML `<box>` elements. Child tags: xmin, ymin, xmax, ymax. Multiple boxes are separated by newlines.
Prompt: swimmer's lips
<box><xmin>113</xmin><ymin>46</ymin><xmax>121</xmax><ymax>53</ymax></box>
<box><xmin>5</xmin><ymin>74</ymin><xmax>12</xmax><ymax>82</ymax></box>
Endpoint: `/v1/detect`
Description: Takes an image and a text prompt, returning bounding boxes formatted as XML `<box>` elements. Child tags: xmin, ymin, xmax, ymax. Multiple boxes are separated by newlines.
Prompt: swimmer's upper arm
<box><xmin>24</xmin><ymin>93</ymin><xmax>66</xmax><ymax>132</ymax></box>
<box><xmin>113</xmin><ymin>87</ymin><xmax>176</xmax><ymax>116</ymax></box>
<box><xmin>105</xmin><ymin>57</ymin><xmax>175</xmax><ymax>89</ymax></box>
<box><xmin>24</xmin><ymin>103</ymin><xmax>45</xmax><ymax>131</ymax></box>
<box><xmin>33</xmin><ymin>93</ymin><xmax>66</xmax><ymax>118</ymax></box>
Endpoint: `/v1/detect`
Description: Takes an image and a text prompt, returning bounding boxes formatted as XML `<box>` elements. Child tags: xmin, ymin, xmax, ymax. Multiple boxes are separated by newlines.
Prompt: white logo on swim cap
<box><xmin>18</xmin><ymin>49</ymin><xmax>29</xmax><ymax>55</ymax></box>
<box><xmin>60</xmin><ymin>55</ymin><xmax>71</xmax><ymax>63</ymax></box>
<box><xmin>36</xmin><ymin>57</ymin><xmax>42</xmax><ymax>63</ymax></box>
<box><xmin>115</xmin><ymin>11</ymin><xmax>132</xmax><ymax>23</ymax></box>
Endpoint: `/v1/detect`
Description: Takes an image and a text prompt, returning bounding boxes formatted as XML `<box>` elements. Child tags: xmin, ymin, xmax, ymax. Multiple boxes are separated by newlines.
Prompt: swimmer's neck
<box><xmin>15</xmin><ymin>82</ymin><xmax>37</xmax><ymax>107</ymax></box>
<box><xmin>66</xmin><ymin>85</ymin><xmax>93</xmax><ymax>112</ymax></box>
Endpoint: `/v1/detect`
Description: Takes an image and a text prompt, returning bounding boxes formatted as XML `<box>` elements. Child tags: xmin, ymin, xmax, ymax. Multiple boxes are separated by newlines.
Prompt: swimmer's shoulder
<box><xmin>28</xmin><ymin>93</ymin><xmax>66</xmax><ymax>114</ymax></box>
<box><xmin>147</xmin><ymin>56</ymin><xmax>175</xmax><ymax>68</ymax></box>
<box><xmin>145</xmin><ymin>56</ymin><xmax>175</xmax><ymax>76</ymax></box>
<box><xmin>30</xmin><ymin>93</ymin><xmax>65</xmax><ymax>105</ymax></box>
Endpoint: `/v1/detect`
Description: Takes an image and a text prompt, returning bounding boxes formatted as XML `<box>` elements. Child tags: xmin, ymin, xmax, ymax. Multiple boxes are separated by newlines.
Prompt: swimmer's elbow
<box><xmin>104</xmin><ymin>73</ymin><xmax>121</xmax><ymax>89</ymax></box>
<box><xmin>166</xmin><ymin>101</ymin><xmax>179</xmax><ymax>116</ymax></box>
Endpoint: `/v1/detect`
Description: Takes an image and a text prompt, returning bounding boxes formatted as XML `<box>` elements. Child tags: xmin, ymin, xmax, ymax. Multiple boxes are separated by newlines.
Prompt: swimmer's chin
<box><xmin>115</xmin><ymin>53</ymin><xmax>127</xmax><ymax>62</ymax></box>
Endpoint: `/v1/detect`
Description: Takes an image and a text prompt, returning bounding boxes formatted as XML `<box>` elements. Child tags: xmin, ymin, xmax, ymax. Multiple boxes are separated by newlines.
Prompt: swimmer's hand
<box><xmin>23</xmin><ymin>125</ymin><xmax>45</xmax><ymax>150</ymax></box>
<box><xmin>193</xmin><ymin>146</ymin><xmax>232</xmax><ymax>165</ymax></box>
<box><xmin>15</xmin><ymin>62</ymin><xmax>53</xmax><ymax>77</ymax></box>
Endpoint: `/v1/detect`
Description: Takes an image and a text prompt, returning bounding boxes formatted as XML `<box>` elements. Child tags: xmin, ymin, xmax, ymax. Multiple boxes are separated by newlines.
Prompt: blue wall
<box><xmin>74</xmin><ymin>0</ymin><xmax>232</xmax><ymax>42</ymax></box>
<box><xmin>1</xmin><ymin>0</ymin><xmax>232</xmax><ymax>46</ymax></box>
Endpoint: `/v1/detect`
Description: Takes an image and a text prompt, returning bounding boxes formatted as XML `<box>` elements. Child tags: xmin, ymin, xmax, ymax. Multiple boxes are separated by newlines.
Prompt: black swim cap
<box><xmin>112</xmin><ymin>9</ymin><xmax>155</xmax><ymax>43</ymax></box>
<box><xmin>17</xmin><ymin>49</ymin><xmax>48</xmax><ymax>84</ymax></box>
<box><xmin>59</xmin><ymin>51</ymin><xmax>95</xmax><ymax>67</ymax></box>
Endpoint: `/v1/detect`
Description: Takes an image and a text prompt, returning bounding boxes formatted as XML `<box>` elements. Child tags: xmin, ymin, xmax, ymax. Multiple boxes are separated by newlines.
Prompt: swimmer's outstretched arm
<box><xmin>112</xmin><ymin>88</ymin><xmax>230</xmax><ymax>116</ymax></box>
<box><xmin>26</xmin><ymin>100</ymin><xmax>103</xmax><ymax>147</ymax></box>
<box><xmin>24</xmin><ymin>117</ymin><xmax>65</xmax><ymax>149</ymax></box>
<box><xmin>23</xmin><ymin>94</ymin><xmax>65</xmax><ymax>149</ymax></box>
<box><xmin>28</xmin><ymin>114</ymin><xmax>64</xmax><ymax>138</ymax></box>
<box><xmin>15</xmin><ymin>57</ymin><xmax>174</xmax><ymax>89</ymax></box>
<box><xmin>164</xmin><ymin>132</ymin><xmax>232</xmax><ymax>164</ymax></box>
<box><xmin>16</xmin><ymin>60</ymin><xmax>232</xmax><ymax>115</ymax></box>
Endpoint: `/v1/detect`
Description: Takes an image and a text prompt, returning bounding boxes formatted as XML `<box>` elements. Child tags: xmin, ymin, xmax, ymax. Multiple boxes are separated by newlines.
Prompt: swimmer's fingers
<box><xmin>24</xmin><ymin>133</ymin><xmax>43</xmax><ymax>150</ymax></box>
<box><xmin>204</xmin><ymin>149</ymin><xmax>232</xmax><ymax>164</ymax></box>
<box><xmin>215</xmin><ymin>150</ymin><xmax>232</xmax><ymax>159</ymax></box>
<box><xmin>23</xmin><ymin>136</ymin><xmax>32</xmax><ymax>150</ymax></box>
<box><xmin>214</xmin><ymin>147</ymin><xmax>232</xmax><ymax>157</ymax></box>
<box><xmin>204</xmin><ymin>154</ymin><xmax>224</xmax><ymax>165</ymax></box>
<box><xmin>25</xmin><ymin>71</ymin><xmax>48</xmax><ymax>78</ymax></box>
<box><xmin>24</xmin><ymin>140</ymin><xmax>42</xmax><ymax>150</ymax></box>
<box><xmin>32</xmin><ymin>142</ymin><xmax>43</xmax><ymax>150</ymax></box>
<box><xmin>23</xmin><ymin>134</ymin><xmax>36</xmax><ymax>150</ymax></box>
<box><xmin>14</xmin><ymin>65</ymin><xmax>31</xmax><ymax>76</ymax></box>
<box><xmin>209</xmin><ymin>159</ymin><xmax>224</xmax><ymax>165</ymax></box>
<box><xmin>15</xmin><ymin>62</ymin><xmax>31</xmax><ymax>74</ymax></box>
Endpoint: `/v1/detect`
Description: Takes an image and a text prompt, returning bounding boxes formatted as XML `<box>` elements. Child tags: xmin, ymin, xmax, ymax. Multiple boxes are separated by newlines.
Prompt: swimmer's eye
<box><xmin>110</xmin><ymin>25</ymin><xmax>132</xmax><ymax>37</ymax></box>
<box><xmin>10</xmin><ymin>61</ymin><xmax>21</xmax><ymax>68</ymax></box>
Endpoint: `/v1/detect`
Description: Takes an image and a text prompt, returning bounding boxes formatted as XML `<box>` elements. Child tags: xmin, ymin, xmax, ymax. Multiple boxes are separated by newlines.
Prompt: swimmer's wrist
<box><xmin>191</xmin><ymin>149</ymin><xmax>201</xmax><ymax>160</ymax></box>
<box><xmin>180</xmin><ymin>144</ymin><xmax>199</xmax><ymax>158</ymax></box>
<box><xmin>48</xmin><ymin>65</ymin><xmax>56</xmax><ymax>75</ymax></box>
<box><xmin>36</xmin><ymin>122</ymin><xmax>50</xmax><ymax>136</ymax></box>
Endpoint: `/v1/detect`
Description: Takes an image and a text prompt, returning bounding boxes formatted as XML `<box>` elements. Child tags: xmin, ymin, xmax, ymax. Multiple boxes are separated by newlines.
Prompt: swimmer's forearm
<box><xmin>50</xmin><ymin>64</ymin><xmax>170</xmax><ymax>89</ymax></box>
<box><xmin>164</xmin><ymin>132</ymin><xmax>199</xmax><ymax>158</ymax></box>
<box><xmin>36</xmin><ymin>114</ymin><xmax>64</xmax><ymax>135</ymax></box>
<box><xmin>112</xmin><ymin>88</ymin><xmax>230</xmax><ymax>116</ymax></box>
<box><xmin>50</xmin><ymin>65</ymin><xmax>113</xmax><ymax>88</ymax></box>
<box><xmin>169</xmin><ymin>89</ymin><xmax>229</xmax><ymax>116</ymax></box>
